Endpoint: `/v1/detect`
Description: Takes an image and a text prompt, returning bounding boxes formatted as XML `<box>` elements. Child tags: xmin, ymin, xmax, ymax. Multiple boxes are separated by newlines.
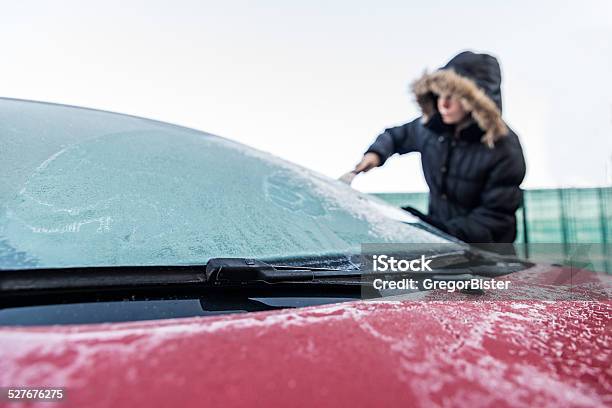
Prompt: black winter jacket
<box><xmin>366</xmin><ymin>51</ymin><xmax>526</xmax><ymax>243</ymax></box>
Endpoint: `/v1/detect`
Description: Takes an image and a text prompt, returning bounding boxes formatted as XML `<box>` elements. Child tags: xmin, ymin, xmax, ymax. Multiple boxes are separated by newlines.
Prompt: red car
<box><xmin>0</xmin><ymin>98</ymin><xmax>610</xmax><ymax>407</ymax></box>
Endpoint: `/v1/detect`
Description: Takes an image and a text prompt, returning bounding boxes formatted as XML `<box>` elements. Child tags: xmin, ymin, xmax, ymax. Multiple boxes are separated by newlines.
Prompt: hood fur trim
<box><xmin>411</xmin><ymin>69</ymin><xmax>507</xmax><ymax>148</ymax></box>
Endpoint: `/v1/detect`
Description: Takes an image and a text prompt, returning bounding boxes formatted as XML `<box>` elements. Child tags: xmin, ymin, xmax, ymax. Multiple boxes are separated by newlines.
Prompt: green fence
<box><xmin>374</xmin><ymin>187</ymin><xmax>612</xmax><ymax>273</ymax></box>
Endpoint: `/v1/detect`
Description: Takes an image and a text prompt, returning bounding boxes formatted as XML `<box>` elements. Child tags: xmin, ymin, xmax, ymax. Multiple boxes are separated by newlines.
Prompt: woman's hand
<box><xmin>354</xmin><ymin>152</ymin><xmax>381</xmax><ymax>173</ymax></box>
<box><xmin>338</xmin><ymin>153</ymin><xmax>381</xmax><ymax>185</ymax></box>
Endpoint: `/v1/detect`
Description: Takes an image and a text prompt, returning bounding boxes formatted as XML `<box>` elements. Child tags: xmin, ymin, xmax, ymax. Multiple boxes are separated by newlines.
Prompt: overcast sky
<box><xmin>2</xmin><ymin>0</ymin><xmax>611</xmax><ymax>192</ymax></box>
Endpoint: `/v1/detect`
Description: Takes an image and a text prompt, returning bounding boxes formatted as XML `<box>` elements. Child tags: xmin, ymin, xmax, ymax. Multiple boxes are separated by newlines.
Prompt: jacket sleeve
<box><xmin>365</xmin><ymin>118</ymin><xmax>424</xmax><ymax>165</ymax></box>
<box><xmin>440</xmin><ymin>144</ymin><xmax>526</xmax><ymax>243</ymax></box>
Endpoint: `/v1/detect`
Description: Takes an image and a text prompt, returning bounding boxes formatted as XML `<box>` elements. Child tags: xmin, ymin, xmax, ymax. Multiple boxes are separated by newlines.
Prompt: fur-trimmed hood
<box><xmin>411</xmin><ymin>51</ymin><xmax>507</xmax><ymax>148</ymax></box>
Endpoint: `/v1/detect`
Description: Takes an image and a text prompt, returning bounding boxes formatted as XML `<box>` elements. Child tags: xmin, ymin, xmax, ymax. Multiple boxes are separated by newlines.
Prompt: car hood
<box><xmin>0</xmin><ymin>264</ymin><xmax>610</xmax><ymax>408</ymax></box>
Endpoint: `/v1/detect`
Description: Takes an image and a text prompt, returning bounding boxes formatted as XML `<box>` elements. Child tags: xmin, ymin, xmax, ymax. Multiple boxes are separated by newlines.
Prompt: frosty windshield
<box><xmin>0</xmin><ymin>98</ymin><xmax>454</xmax><ymax>270</ymax></box>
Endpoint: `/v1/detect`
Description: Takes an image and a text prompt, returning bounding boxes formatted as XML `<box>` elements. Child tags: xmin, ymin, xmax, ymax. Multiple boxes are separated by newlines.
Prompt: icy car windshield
<box><xmin>0</xmin><ymin>98</ymin><xmax>453</xmax><ymax>270</ymax></box>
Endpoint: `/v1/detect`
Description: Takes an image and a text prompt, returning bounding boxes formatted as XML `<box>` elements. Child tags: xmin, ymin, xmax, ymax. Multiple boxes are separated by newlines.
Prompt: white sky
<box><xmin>2</xmin><ymin>0</ymin><xmax>611</xmax><ymax>192</ymax></box>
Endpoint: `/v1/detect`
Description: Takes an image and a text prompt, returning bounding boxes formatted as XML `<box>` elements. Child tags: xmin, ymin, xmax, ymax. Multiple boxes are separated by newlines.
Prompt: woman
<box><xmin>345</xmin><ymin>51</ymin><xmax>526</xmax><ymax>244</ymax></box>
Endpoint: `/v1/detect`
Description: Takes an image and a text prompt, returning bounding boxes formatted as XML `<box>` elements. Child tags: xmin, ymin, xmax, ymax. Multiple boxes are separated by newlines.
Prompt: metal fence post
<box><xmin>558</xmin><ymin>189</ymin><xmax>569</xmax><ymax>257</ymax></box>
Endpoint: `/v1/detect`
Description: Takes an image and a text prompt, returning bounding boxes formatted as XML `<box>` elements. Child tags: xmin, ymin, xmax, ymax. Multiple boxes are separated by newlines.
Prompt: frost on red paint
<box><xmin>1</xmin><ymin>265</ymin><xmax>610</xmax><ymax>408</ymax></box>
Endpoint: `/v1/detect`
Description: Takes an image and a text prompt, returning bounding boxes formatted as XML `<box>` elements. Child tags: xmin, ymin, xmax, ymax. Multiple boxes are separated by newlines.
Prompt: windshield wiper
<box><xmin>0</xmin><ymin>251</ymin><xmax>531</xmax><ymax>295</ymax></box>
<box><xmin>0</xmin><ymin>260</ymin><xmax>356</xmax><ymax>294</ymax></box>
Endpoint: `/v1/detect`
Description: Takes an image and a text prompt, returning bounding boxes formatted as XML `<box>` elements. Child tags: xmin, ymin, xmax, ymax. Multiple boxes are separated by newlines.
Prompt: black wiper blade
<box><xmin>0</xmin><ymin>258</ymin><xmax>358</xmax><ymax>295</ymax></box>
<box><xmin>0</xmin><ymin>259</ymin><xmax>354</xmax><ymax>295</ymax></box>
<box><xmin>205</xmin><ymin>253</ymin><xmax>532</xmax><ymax>285</ymax></box>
